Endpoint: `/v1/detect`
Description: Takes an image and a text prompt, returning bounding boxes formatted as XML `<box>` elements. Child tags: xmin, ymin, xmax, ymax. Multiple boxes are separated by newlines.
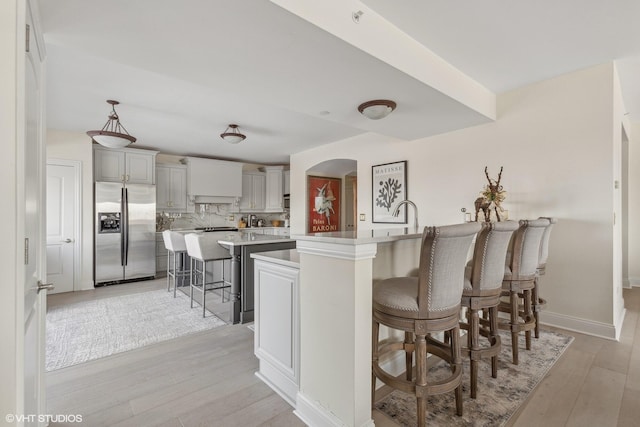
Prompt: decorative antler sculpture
<box><xmin>474</xmin><ymin>166</ymin><xmax>506</xmax><ymax>222</ymax></box>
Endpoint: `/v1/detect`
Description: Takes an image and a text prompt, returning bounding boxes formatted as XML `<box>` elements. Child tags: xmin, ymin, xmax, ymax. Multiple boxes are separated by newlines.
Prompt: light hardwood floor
<box><xmin>47</xmin><ymin>281</ymin><xmax>640</xmax><ymax>426</ymax></box>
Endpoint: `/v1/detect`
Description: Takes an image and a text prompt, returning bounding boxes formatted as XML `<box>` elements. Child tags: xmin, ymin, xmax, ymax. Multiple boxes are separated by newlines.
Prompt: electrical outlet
<box><xmin>228</xmin><ymin>215</ymin><xmax>234</xmax><ymax>221</ymax></box>
<box><xmin>359</xmin><ymin>213</ymin><xmax>366</xmax><ymax>221</ymax></box>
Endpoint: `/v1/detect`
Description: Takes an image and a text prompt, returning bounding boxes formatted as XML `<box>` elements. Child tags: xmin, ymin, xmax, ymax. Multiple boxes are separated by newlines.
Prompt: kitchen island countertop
<box><xmin>217</xmin><ymin>232</ymin><xmax>294</xmax><ymax>246</ymax></box>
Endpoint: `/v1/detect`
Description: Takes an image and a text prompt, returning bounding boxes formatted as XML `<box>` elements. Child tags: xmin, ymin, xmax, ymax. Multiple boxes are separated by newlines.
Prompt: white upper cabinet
<box><xmin>94</xmin><ymin>146</ymin><xmax>158</xmax><ymax>184</ymax></box>
<box><xmin>264</xmin><ymin>166</ymin><xmax>284</xmax><ymax>212</ymax></box>
<box><xmin>156</xmin><ymin>164</ymin><xmax>187</xmax><ymax>211</ymax></box>
<box><xmin>239</xmin><ymin>172</ymin><xmax>266</xmax><ymax>211</ymax></box>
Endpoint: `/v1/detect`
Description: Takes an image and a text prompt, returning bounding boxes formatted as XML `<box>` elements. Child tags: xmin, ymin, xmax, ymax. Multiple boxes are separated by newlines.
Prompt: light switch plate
<box><xmin>359</xmin><ymin>213</ymin><xmax>365</xmax><ymax>221</ymax></box>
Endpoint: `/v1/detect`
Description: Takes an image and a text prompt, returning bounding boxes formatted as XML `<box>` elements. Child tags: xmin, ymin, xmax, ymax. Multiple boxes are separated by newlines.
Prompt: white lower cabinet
<box><xmin>252</xmin><ymin>251</ymin><xmax>300</xmax><ymax>406</ymax></box>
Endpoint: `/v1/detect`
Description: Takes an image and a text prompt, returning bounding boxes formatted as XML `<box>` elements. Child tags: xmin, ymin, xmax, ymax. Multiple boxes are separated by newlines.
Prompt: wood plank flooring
<box><xmin>47</xmin><ymin>281</ymin><xmax>640</xmax><ymax>426</ymax></box>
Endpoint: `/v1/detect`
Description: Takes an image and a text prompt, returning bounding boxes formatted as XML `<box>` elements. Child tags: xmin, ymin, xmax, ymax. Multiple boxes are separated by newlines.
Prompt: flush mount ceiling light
<box><xmin>357</xmin><ymin>99</ymin><xmax>397</xmax><ymax>120</ymax></box>
<box><xmin>86</xmin><ymin>100</ymin><xmax>137</xmax><ymax>148</ymax></box>
<box><xmin>220</xmin><ymin>124</ymin><xmax>246</xmax><ymax>144</ymax></box>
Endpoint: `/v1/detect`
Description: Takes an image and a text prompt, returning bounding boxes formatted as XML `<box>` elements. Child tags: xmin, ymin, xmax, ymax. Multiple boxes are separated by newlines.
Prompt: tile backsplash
<box><xmin>156</xmin><ymin>204</ymin><xmax>288</xmax><ymax>231</ymax></box>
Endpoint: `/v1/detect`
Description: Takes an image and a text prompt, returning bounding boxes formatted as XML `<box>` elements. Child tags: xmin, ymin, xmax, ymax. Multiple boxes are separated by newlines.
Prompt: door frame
<box><xmin>47</xmin><ymin>159</ymin><xmax>82</xmax><ymax>292</ymax></box>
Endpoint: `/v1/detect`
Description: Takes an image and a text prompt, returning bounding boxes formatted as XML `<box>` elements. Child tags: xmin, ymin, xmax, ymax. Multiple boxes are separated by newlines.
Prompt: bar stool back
<box><xmin>498</xmin><ymin>218</ymin><xmax>549</xmax><ymax>364</ymax></box>
<box><xmin>460</xmin><ymin>220</ymin><xmax>518</xmax><ymax>398</ymax></box>
<box><xmin>532</xmin><ymin>217</ymin><xmax>557</xmax><ymax>338</ymax></box>
<box><xmin>162</xmin><ymin>230</ymin><xmax>190</xmax><ymax>298</ymax></box>
<box><xmin>184</xmin><ymin>233</ymin><xmax>232</xmax><ymax>318</ymax></box>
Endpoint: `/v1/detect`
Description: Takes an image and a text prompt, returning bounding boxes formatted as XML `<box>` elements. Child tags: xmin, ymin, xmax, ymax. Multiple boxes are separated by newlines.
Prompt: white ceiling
<box><xmin>38</xmin><ymin>0</ymin><xmax>640</xmax><ymax>164</ymax></box>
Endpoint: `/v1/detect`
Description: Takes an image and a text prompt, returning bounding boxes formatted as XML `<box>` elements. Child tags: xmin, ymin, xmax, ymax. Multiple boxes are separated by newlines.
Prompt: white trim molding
<box><xmin>295</xmin><ymin>240</ymin><xmax>378</xmax><ymax>261</ymax></box>
<box><xmin>540</xmin><ymin>311</ymin><xmax>619</xmax><ymax>340</ymax></box>
<box><xmin>628</xmin><ymin>277</ymin><xmax>640</xmax><ymax>288</ymax></box>
<box><xmin>294</xmin><ymin>392</ymin><xmax>375</xmax><ymax>427</ymax></box>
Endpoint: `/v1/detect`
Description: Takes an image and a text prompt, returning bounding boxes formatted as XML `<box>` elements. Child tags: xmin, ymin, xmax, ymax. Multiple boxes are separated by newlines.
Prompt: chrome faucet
<box><xmin>393</xmin><ymin>200</ymin><xmax>419</xmax><ymax>231</ymax></box>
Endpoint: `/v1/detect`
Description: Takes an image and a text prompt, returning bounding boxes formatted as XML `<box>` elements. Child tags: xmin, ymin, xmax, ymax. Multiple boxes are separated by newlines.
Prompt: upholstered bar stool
<box><xmin>532</xmin><ymin>217</ymin><xmax>557</xmax><ymax>338</ymax></box>
<box><xmin>162</xmin><ymin>230</ymin><xmax>191</xmax><ymax>298</ymax></box>
<box><xmin>184</xmin><ymin>233</ymin><xmax>232</xmax><ymax>318</ymax></box>
<box><xmin>498</xmin><ymin>218</ymin><xmax>549</xmax><ymax>365</ymax></box>
<box><xmin>460</xmin><ymin>220</ymin><xmax>518</xmax><ymax>398</ymax></box>
<box><xmin>372</xmin><ymin>222</ymin><xmax>481</xmax><ymax>427</ymax></box>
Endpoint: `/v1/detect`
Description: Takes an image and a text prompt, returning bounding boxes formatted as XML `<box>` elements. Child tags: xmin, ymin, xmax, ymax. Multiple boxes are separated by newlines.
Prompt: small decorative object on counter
<box><xmin>238</xmin><ymin>217</ymin><xmax>247</xmax><ymax>228</ymax></box>
<box><xmin>474</xmin><ymin>166</ymin><xmax>507</xmax><ymax>222</ymax></box>
<box><xmin>156</xmin><ymin>212</ymin><xmax>180</xmax><ymax>231</ymax></box>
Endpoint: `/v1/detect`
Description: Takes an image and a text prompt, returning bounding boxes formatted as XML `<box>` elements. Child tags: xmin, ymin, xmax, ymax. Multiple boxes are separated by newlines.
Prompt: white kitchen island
<box><xmin>292</xmin><ymin>228</ymin><xmax>423</xmax><ymax>427</ymax></box>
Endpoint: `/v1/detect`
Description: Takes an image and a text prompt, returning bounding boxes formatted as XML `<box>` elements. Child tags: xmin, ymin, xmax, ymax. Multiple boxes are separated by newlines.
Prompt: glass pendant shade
<box><xmin>87</xmin><ymin>100</ymin><xmax>137</xmax><ymax>148</ymax></box>
<box><xmin>358</xmin><ymin>99</ymin><xmax>397</xmax><ymax>120</ymax></box>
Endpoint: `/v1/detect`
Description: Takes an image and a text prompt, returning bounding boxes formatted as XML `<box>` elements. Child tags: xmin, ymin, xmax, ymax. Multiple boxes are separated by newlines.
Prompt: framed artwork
<box><xmin>307</xmin><ymin>176</ymin><xmax>341</xmax><ymax>233</ymax></box>
<box><xmin>372</xmin><ymin>161</ymin><xmax>407</xmax><ymax>223</ymax></box>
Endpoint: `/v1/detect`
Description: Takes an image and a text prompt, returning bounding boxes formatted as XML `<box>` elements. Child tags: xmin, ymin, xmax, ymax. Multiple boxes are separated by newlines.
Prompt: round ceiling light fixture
<box><xmin>220</xmin><ymin>124</ymin><xmax>246</xmax><ymax>144</ymax></box>
<box><xmin>87</xmin><ymin>100</ymin><xmax>137</xmax><ymax>148</ymax></box>
<box><xmin>357</xmin><ymin>99</ymin><xmax>397</xmax><ymax>120</ymax></box>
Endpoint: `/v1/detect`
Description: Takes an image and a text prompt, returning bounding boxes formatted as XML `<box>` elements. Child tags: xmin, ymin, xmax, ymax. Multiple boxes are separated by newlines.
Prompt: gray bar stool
<box><xmin>184</xmin><ymin>233</ymin><xmax>232</xmax><ymax>318</ymax></box>
<box><xmin>460</xmin><ymin>220</ymin><xmax>518</xmax><ymax>398</ymax></box>
<box><xmin>162</xmin><ymin>230</ymin><xmax>191</xmax><ymax>298</ymax></box>
<box><xmin>372</xmin><ymin>222</ymin><xmax>481</xmax><ymax>426</ymax></box>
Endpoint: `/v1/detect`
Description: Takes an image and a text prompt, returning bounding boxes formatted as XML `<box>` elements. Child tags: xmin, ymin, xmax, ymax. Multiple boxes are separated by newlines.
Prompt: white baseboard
<box><xmin>294</xmin><ymin>392</ymin><xmax>374</xmax><ymax>427</ymax></box>
<box><xmin>540</xmin><ymin>311</ymin><xmax>618</xmax><ymax>340</ymax></box>
<box><xmin>629</xmin><ymin>277</ymin><xmax>640</xmax><ymax>288</ymax></box>
<box><xmin>615</xmin><ymin>307</ymin><xmax>627</xmax><ymax>341</ymax></box>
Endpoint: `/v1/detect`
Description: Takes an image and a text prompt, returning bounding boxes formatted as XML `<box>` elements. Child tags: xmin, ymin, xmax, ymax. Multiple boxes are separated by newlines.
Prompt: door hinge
<box><xmin>24</xmin><ymin>238</ymin><xmax>29</xmax><ymax>264</ymax></box>
<box><xmin>25</xmin><ymin>24</ymin><xmax>30</xmax><ymax>53</ymax></box>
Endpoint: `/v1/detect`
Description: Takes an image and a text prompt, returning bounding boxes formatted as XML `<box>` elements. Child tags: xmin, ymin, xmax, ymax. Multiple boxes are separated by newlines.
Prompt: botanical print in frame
<box><xmin>372</xmin><ymin>161</ymin><xmax>407</xmax><ymax>223</ymax></box>
<box><xmin>307</xmin><ymin>175</ymin><xmax>341</xmax><ymax>233</ymax></box>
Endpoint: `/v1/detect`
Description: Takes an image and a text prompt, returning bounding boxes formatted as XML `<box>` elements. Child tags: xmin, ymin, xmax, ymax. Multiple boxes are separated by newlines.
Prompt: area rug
<box><xmin>46</xmin><ymin>289</ymin><xmax>227</xmax><ymax>371</ymax></box>
<box><xmin>375</xmin><ymin>330</ymin><xmax>573</xmax><ymax>426</ymax></box>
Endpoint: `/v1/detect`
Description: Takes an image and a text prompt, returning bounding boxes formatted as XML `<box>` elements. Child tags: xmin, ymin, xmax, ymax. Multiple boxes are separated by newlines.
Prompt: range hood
<box><xmin>183</xmin><ymin>157</ymin><xmax>242</xmax><ymax>205</ymax></box>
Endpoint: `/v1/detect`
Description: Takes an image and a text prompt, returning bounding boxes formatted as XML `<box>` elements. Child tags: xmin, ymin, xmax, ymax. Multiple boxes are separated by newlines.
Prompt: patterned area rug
<box><xmin>375</xmin><ymin>329</ymin><xmax>573</xmax><ymax>426</ymax></box>
<box><xmin>46</xmin><ymin>289</ymin><xmax>227</xmax><ymax>371</ymax></box>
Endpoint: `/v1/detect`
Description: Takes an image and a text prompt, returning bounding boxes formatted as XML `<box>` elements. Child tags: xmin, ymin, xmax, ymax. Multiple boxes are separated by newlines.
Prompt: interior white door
<box><xmin>46</xmin><ymin>162</ymin><xmax>77</xmax><ymax>294</ymax></box>
<box><xmin>24</xmin><ymin>2</ymin><xmax>47</xmax><ymax>425</ymax></box>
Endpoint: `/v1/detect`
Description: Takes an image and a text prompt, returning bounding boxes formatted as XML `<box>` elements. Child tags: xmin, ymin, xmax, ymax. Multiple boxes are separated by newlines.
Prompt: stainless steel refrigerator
<box><xmin>94</xmin><ymin>182</ymin><xmax>156</xmax><ymax>285</ymax></box>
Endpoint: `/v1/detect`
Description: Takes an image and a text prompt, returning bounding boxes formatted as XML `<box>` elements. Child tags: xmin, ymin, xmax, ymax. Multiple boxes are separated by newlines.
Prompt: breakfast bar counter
<box><xmin>291</xmin><ymin>227</ymin><xmax>422</xmax><ymax>427</ymax></box>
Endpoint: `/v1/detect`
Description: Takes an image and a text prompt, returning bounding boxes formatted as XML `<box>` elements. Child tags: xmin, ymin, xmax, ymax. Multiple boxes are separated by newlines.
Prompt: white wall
<box><xmin>46</xmin><ymin>129</ymin><xmax>94</xmax><ymax>290</ymax></box>
<box><xmin>292</xmin><ymin>63</ymin><xmax>626</xmax><ymax>338</ymax></box>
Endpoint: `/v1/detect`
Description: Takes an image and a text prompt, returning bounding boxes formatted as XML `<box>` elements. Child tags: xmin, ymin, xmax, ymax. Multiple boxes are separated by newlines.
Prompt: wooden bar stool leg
<box><xmin>533</xmin><ymin>278</ymin><xmax>541</xmax><ymax>338</ymax></box>
<box><xmin>415</xmin><ymin>334</ymin><xmax>428</xmax><ymax>427</ymax></box>
<box><xmin>510</xmin><ymin>289</ymin><xmax>519</xmax><ymax>365</ymax></box>
<box><xmin>489</xmin><ymin>306</ymin><xmax>499</xmax><ymax>378</ymax></box>
<box><xmin>469</xmin><ymin>308</ymin><xmax>479</xmax><ymax>399</ymax></box>
<box><xmin>524</xmin><ymin>289</ymin><xmax>533</xmax><ymax>350</ymax></box>
<box><xmin>452</xmin><ymin>324</ymin><xmax>463</xmax><ymax>416</ymax></box>
<box><xmin>404</xmin><ymin>331</ymin><xmax>413</xmax><ymax>381</ymax></box>
<box><xmin>371</xmin><ymin>320</ymin><xmax>379</xmax><ymax>408</ymax></box>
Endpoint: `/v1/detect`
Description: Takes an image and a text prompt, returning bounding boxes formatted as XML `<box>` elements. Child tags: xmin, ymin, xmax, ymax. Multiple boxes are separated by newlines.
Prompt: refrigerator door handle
<box><xmin>124</xmin><ymin>187</ymin><xmax>130</xmax><ymax>266</ymax></box>
<box><xmin>120</xmin><ymin>187</ymin><xmax>126</xmax><ymax>266</ymax></box>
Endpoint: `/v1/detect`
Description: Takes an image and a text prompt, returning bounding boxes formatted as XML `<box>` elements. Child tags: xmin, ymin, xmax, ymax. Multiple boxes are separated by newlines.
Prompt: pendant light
<box><xmin>220</xmin><ymin>124</ymin><xmax>246</xmax><ymax>144</ymax></box>
<box><xmin>87</xmin><ymin>100</ymin><xmax>137</xmax><ymax>148</ymax></box>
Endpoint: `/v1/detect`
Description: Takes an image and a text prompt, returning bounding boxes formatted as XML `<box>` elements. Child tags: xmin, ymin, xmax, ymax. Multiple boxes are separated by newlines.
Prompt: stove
<box><xmin>195</xmin><ymin>226</ymin><xmax>239</xmax><ymax>232</ymax></box>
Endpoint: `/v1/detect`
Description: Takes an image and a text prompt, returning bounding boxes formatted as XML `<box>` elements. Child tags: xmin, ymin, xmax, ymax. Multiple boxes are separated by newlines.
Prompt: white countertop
<box><xmin>292</xmin><ymin>227</ymin><xmax>422</xmax><ymax>244</ymax></box>
<box><xmin>250</xmin><ymin>249</ymin><xmax>300</xmax><ymax>268</ymax></box>
<box><xmin>216</xmin><ymin>232</ymin><xmax>294</xmax><ymax>247</ymax></box>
